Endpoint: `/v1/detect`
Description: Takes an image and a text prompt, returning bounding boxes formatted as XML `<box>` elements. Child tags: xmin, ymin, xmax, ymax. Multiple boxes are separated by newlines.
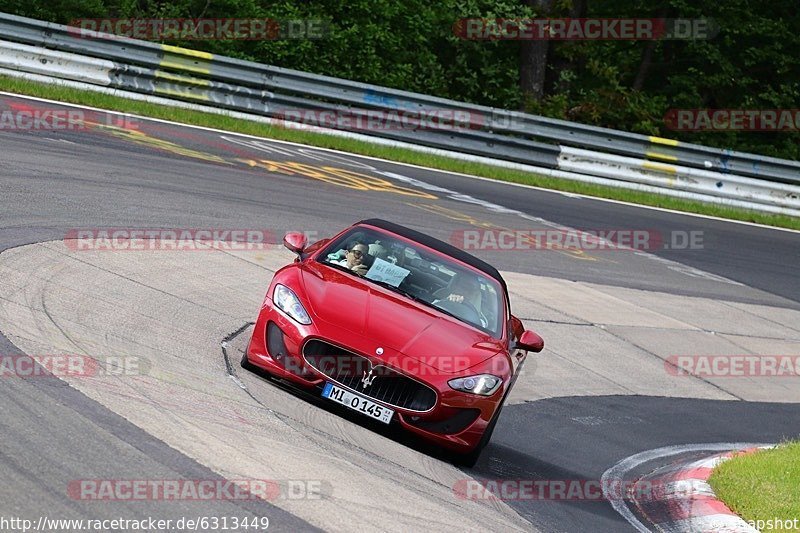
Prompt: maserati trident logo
<box><xmin>361</xmin><ymin>362</ymin><xmax>377</xmax><ymax>389</ymax></box>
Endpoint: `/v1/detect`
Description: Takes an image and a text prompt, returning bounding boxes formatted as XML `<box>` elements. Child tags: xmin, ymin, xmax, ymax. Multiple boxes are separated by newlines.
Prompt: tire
<box><xmin>240</xmin><ymin>350</ymin><xmax>254</xmax><ymax>370</ymax></box>
<box><xmin>451</xmin><ymin>405</ymin><xmax>502</xmax><ymax>468</ymax></box>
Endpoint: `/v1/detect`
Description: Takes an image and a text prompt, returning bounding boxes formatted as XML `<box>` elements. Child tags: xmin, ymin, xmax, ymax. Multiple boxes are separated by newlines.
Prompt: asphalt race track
<box><xmin>0</xmin><ymin>93</ymin><xmax>798</xmax><ymax>532</ymax></box>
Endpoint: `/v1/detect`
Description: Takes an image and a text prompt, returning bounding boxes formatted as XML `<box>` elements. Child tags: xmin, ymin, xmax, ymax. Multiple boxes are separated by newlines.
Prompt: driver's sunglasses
<box><xmin>348</xmin><ymin>249</ymin><xmax>365</xmax><ymax>258</ymax></box>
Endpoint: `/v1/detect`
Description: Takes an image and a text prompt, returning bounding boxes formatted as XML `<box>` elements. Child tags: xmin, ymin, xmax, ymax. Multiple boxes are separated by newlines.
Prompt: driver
<box><xmin>329</xmin><ymin>241</ymin><xmax>370</xmax><ymax>276</ymax></box>
<box><xmin>433</xmin><ymin>273</ymin><xmax>488</xmax><ymax>327</ymax></box>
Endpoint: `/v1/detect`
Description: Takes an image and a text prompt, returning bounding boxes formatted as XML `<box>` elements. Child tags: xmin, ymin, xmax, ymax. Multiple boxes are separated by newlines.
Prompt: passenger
<box><xmin>368</xmin><ymin>242</ymin><xmax>390</xmax><ymax>261</ymax></box>
<box><xmin>433</xmin><ymin>273</ymin><xmax>487</xmax><ymax>327</ymax></box>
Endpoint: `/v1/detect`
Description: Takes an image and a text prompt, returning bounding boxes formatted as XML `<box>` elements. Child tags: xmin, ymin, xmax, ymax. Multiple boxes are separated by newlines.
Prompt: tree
<box><xmin>519</xmin><ymin>0</ymin><xmax>555</xmax><ymax>106</ymax></box>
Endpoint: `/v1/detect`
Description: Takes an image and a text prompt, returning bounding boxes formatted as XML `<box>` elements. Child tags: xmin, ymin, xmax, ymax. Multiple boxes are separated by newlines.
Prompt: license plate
<box><xmin>322</xmin><ymin>382</ymin><xmax>393</xmax><ymax>424</ymax></box>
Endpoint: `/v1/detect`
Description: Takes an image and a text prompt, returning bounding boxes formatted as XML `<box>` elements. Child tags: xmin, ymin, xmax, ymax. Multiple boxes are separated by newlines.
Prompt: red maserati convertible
<box><xmin>243</xmin><ymin>219</ymin><xmax>543</xmax><ymax>466</ymax></box>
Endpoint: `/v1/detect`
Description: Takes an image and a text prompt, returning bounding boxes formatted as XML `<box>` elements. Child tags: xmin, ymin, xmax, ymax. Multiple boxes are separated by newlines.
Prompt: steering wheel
<box><xmin>436</xmin><ymin>298</ymin><xmax>481</xmax><ymax>325</ymax></box>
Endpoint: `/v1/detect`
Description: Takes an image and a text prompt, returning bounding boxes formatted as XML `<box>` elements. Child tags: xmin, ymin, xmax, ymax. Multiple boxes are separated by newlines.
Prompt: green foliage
<box><xmin>537</xmin><ymin>0</ymin><xmax>800</xmax><ymax>158</ymax></box>
<box><xmin>0</xmin><ymin>0</ymin><xmax>797</xmax><ymax>159</ymax></box>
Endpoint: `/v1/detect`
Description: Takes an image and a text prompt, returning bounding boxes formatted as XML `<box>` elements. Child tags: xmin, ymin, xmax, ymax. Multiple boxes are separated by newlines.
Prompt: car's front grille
<box><xmin>303</xmin><ymin>340</ymin><xmax>437</xmax><ymax>412</ymax></box>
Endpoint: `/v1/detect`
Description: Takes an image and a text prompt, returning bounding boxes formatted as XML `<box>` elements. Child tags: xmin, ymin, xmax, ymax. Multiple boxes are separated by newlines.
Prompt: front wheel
<box><xmin>450</xmin><ymin>405</ymin><xmax>502</xmax><ymax>467</ymax></box>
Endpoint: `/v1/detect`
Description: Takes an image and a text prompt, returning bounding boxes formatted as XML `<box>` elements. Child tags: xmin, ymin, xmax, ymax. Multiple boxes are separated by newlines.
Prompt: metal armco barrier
<box><xmin>0</xmin><ymin>12</ymin><xmax>798</xmax><ymax>215</ymax></box>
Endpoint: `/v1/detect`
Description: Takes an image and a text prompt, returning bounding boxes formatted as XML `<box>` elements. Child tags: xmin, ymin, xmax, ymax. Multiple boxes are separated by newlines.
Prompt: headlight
<box><xmin>273</xmin><ymin>284</ymin><xmax>311</xmax><ymax>325</ymax></box>
<box><xmin>448</xmin><ymin>374</ymin><xmax>502</xmax><ymax>396</ymax></box>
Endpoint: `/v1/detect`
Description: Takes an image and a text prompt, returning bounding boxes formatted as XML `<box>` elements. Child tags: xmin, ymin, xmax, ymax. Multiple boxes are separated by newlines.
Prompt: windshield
<box><xmin>318</xmin><ymin>227</ymin><xmax>504</xmax><ymax>337</ymax></box>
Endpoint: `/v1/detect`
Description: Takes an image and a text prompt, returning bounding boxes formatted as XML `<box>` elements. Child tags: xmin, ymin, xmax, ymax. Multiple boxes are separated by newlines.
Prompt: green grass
<box><xmin>709</xmin><ymin>442</ymin><xmax>800</xmax><ymax>532</ymax></box>
<box><xmin>1</xmin><ymin>74</ymin><xmax>798</xmax><ymax>230</ymax></box>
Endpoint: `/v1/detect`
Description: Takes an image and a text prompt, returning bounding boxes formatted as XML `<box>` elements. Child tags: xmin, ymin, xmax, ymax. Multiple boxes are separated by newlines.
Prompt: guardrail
<box><xmin>0</xmin><ymin>12</ymin><xmax>798</xmax><ymax>216</ymax></box>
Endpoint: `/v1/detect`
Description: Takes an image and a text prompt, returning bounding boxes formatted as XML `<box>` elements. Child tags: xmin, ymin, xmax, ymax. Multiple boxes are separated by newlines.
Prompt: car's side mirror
<box><xmin>518</xmin><ymin>330</ymin><xmax>544</xmax><ymax>353</ymax></box>
<box><xmin>283</xmin><ymin>232</ymin><xmax>308</xmax><ymax>256</ymax></box>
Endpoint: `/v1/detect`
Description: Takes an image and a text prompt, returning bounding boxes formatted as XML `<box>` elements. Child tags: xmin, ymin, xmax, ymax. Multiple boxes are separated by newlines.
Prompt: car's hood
<box><xmin>301</xmin><ymin>264</ymin><xmax>502</xmax><ymax>372</ymax></box>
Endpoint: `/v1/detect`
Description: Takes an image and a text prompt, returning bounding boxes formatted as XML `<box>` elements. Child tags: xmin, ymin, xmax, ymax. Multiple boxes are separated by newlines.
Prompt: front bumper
<box><xmin>246</xmin><ymin>300</ymin><xmax>505</xmax><ymax>453</ymax></box>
